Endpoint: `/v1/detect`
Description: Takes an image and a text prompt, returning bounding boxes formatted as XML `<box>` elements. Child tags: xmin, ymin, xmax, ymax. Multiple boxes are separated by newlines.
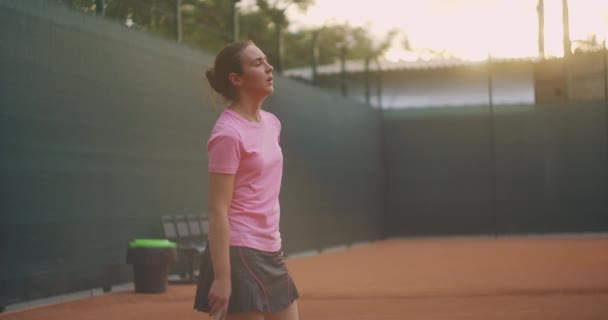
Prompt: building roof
<box><xmin>283</xmin><ymin>56</ymin><xmax>541</xmax><ymax>81</ymax></box>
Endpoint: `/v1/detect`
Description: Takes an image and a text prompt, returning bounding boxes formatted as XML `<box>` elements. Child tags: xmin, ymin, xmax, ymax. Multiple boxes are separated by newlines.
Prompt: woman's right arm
<box><xmin>207</xmin><ymin>172</ymin><xmax>235</xmax><ymax>319</ymax></box>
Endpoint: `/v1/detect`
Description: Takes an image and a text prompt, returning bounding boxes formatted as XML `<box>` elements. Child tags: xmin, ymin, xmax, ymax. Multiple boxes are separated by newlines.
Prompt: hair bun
<box><xmin>205</xmin><ymin>68</ymin><xmax>218</xmax><ymax>90</ymax></box>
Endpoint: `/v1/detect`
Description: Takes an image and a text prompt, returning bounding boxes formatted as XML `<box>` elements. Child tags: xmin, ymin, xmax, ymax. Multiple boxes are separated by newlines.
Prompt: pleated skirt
<box><xmin>193</xmin><ymin>245</ymin><xmax>299</xmax><ymax>315</ymax></box>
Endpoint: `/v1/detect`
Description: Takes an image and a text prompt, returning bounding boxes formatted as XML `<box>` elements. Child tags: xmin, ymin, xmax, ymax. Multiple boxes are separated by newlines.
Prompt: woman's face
<box><xmin>232</xmin><ymin>45</ymin><xmax>274</xmax><ymax>99</ymax></box>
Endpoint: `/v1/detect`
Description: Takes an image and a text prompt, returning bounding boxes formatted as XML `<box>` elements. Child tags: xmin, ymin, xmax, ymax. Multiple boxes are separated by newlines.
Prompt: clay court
<box><xmin>2</xmin><ymin>236</ymin><xmax>608</xmax><ymax>320</ymax></box>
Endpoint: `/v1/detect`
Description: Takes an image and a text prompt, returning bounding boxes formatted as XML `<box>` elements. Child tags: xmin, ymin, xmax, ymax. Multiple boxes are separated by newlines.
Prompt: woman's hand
<box><xmin>208</xmin><ymin>277</ymin><xmax>231</xmax><ymax>320</ymax></box>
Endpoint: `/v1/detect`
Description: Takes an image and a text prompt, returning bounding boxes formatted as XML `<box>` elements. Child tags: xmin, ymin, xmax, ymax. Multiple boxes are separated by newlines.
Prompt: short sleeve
<box><xmin>207</xmin><ymin>133</ymin><xmax>241</xmax><ymax>174</ymax></box>
<box><xmin>277</xmin><ymin>117</ymin><xmax>281</xmax><ymax>143</ymax></box>
<box><xmin>270</xmin><ymin>112</ymin><xmax>281</xmax><ymax>144</ymax></box>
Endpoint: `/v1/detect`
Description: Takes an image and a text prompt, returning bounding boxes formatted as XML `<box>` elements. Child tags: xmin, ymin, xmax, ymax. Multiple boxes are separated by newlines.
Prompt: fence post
<box><xmin>603</xmin><ymin>39</ymin><xmax>608</xmax><ymax>102</ymax></box>
<box><xmin>95</xmin><ymin>0</ymin><xmax>104</xmax><ymax>16</ymax></box>
<box><xmin>176</xmin><ymin>0</ymin><xmax>182</xmax><ymax>43</ymax></box>
<box><xmin>376</xmin><ymin>58</ymin><xmax>383</xmax><ymax>109</ymax></box>
<box><xmin>487</xmin><ymin>53</ymin><xmax>498</xmax><ymax>238</ymax></box>
<box><xmin>364</xmin><ymin>57</ymin><xmax>371</xmax><ymax>106</ymax></box>
<box><xmin>311</xmin><ymin>30</ymin><xmax>319</xmax><ymax>85</ymax></box>
<box><xmin>340</xmin><ymin>45</ymin><xmax>347</xmax><ymax>97</ymax></box>
<box><xmin>232</xmin><ymin>0</ymin><xmax>240</xmax><ymax>42</ymax></box>
<box><xmin>604</xmin><ymin>40</ymin><xmax>608</xmax><ymax>204</ymax></box>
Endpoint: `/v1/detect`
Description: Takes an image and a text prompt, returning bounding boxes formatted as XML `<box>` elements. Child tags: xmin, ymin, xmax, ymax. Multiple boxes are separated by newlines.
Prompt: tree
<box><xmin>238</xmin><ymin>8</ymin><xmax>276</xmax><ymax>61</ymax></box>
<box><xmin>60</xmin><ymin>0</ymin><xmax>392</xmax><ymax>83</ymax></box>
<box><xmin>281</xmin><ymin>23</ymin><xmax>397</xmax><ymax>103</ymax></box>
<box><xmin>104</xmin><ymin>0</ymin><xmax>180</xmax><ymax>40</ymax></box>
<box><xmin>178</xmin><ymin>0</ymin><xmax>235</xmax><ymax>52</ymax></box>
<box><xmin>255</xmin><ymin>0</ymin><xmax>314</xmax><ymax>73</ymax></box>
<box><xmin>282</xmin><ymin>23</ymin><xmax>398</xmax><ymax>68</ymax></box>
<box><xmin>60</xmin><ymin>0</ymin><xmax>234</xmax><ymax>53</ymax></box>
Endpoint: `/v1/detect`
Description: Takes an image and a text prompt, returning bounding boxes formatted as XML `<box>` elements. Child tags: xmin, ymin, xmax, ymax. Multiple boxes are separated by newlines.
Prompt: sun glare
<box><xmin>287</xmin><ymin>0</ymin><xmax>608</xmax><ymax>61</ymax></box>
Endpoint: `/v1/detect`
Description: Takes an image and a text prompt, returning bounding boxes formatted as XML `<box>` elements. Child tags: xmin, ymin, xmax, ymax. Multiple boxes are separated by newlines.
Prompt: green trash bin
<box><xmin>126</xmin><ymin>239</ymin><xmax>178</xmax><ymax>293</ymax></box>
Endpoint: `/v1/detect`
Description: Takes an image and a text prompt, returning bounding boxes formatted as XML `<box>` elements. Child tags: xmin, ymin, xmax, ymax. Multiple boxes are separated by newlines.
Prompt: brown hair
<box><xmin>205</xmin><ymin>41</ymin><xmax>253</xmax><ymax>101</ymax></box>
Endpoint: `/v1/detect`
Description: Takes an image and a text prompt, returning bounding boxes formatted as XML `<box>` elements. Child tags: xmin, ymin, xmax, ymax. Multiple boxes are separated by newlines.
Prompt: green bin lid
<box><xmin>129</xmin><ymin>238</ymin><xmax>176</xmax><ymax>249</ymax></box>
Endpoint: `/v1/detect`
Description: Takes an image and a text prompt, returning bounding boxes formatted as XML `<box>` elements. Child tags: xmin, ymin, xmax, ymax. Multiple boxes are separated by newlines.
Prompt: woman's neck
<box><xmin>229</xmin><ymin>96</ymin><xmax>264</xmax><ymax>122</ymax></box>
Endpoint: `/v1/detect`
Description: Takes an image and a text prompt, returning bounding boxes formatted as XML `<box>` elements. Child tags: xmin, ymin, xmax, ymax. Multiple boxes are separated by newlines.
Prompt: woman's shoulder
<box><xmin>210</xmin><ymin>111</ymin><xmax>241</xmax><ymax>139</ymax></box>
<box><xmin>261</xmin><ymin>109</ymin><xmax>278</xmax><ymax>119</ymax></box>
<box><xmin>261</xmin><ymin>110</ymin><xmax>281</xmax><ymax>129</ymax></box>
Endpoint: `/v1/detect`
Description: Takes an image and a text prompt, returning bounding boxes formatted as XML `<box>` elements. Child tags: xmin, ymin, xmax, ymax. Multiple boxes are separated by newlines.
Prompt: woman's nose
<box><xmin>266</xmin><ymin>62</ymin><xmax>274</xmax><ymax>72</ymax></box>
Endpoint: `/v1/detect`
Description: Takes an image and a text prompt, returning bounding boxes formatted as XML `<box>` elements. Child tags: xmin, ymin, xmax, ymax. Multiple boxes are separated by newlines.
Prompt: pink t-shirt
<box><xmin>207</xmin><ymin>108</ymin><xmax>283</xmax><ymax>252</ymax></box>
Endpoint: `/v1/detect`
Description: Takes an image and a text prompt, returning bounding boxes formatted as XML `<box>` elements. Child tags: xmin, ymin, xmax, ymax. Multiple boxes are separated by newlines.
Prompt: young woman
<box><xmin>193</xmin><ymin>41</ymin><xmax>299</xmax><ymax>320</ymax></box>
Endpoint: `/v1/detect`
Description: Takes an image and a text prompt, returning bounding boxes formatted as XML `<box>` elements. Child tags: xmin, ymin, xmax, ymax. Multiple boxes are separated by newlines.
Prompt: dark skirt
<box><xmin>193</xmin><ymin>245</ymin><xmax>299</xmax><ymax>315</ymax></box>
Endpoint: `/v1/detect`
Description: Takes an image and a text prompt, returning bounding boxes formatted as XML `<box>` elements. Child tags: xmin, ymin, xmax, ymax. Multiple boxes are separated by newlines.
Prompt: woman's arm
<box><xmin>207</xmin><ymin>172</ymin><xmax>235</xmax><ymax>319</ymax></box>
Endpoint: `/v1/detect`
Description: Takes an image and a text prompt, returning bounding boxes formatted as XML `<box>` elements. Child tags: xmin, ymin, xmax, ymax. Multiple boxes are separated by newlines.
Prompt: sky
<box><xmin>283</xmin><ymin>0</ymin><xmax>608</xmax><ymax>61</ymax></box>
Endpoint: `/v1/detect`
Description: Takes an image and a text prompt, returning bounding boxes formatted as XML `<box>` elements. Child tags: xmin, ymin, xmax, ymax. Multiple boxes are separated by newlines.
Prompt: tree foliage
<box><xmin>283</xmin><ymin>24</ymin><xmax>399</xmax><ymax>68</ymax></box>
<box><xmin>59</xmin><ymin>0</ymin><xmax>397</xmax><ymax>69</ymax></box>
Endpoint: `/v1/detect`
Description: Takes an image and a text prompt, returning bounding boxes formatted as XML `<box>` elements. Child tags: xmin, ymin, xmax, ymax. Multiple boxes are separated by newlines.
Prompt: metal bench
<box><xmin>161</xmin><ymin>214</ymin><xmax>208</xmax><ymax>283</ymax></box>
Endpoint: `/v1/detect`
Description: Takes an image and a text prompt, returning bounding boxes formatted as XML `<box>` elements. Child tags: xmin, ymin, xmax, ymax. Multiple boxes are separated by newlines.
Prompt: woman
<box><xmin>193</xmin><ymin>41</ymin><xmax>299</xmax><ymax>320</ymax></box>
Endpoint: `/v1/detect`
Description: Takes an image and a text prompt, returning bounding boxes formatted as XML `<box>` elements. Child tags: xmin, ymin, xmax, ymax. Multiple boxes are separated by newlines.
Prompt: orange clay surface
<box><xmin>2</xmin><ymin>236</ymin><xmax>608</xmax><ymax>320</ymax></box>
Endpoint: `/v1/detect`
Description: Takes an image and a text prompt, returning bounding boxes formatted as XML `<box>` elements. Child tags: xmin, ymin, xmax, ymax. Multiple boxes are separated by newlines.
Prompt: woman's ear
<box><xmin>228</xmin><ymin>72</ymin><xmax>242</xmax><ymax>88</ymax></box>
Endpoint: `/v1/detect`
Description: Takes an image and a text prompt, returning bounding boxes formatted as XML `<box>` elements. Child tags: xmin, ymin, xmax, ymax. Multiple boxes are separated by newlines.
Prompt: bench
<box><xmin>161</xmin><ymin>214</ymin><xmax>208</xmax><ymax>283</ymax></box>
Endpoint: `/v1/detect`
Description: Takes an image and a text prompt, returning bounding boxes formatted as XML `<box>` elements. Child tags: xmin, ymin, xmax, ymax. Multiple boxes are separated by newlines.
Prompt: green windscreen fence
<box><xmin>383</xmin><ymin>103</ymin><xmax>608</xmax><ymax>237</ymax></box>
<box><xmin>0</xmin><ymin>0</ymin><xmax>385</xmax><ymax>307</ymax></box>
